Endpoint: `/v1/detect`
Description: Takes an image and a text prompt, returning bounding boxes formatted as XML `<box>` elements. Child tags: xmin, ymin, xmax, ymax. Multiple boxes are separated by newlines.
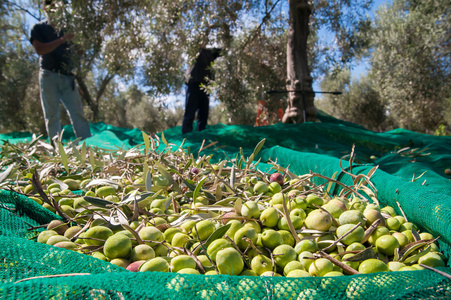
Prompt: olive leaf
<box><xmin>143</xmin><ymin>161</ymin><xmax>149</xmax><ymax>182</ymax></box>
<box><xmin>161</xmin><ymin>132</ymin><xmax>169</xmax><ymax>147</ymax></box>
<box><xmin>163</xmin><ymin>196</ymin><xmax>173</xmax><ymax>211</ymax></box>
<box><xmin>326</xmin><ymin>171</ymin><xmax>338</xmax><ymax>195</ymax></box>
<box><xmin>403</xmin><ymin>245</ymin><xmax>431</xmax><ymax>265</ymax></box>
<box><xmin>88</xmin><ymin>148</ymin><xmax>102</xmax><ymax>172</ymax></box>
<box><xmin>203</xmin><ymin>191</ymin><xmax>216</xmax><ymax>201</ymax></box>
<box><xmin>0</xmin><ymin>164</ymin><xmax>15</xmax><ymax>183</ymax></box>
<box><xmin>183</xmin><ymin>179</ymin><xmax>197</xmax><ymax>191</ymax></box>
<box><xmin>230</xmin><ymin>165</ymin><xmax>236</xmax><ymax>187</ymax></box>
<box><xmin>343</xmin><ymin>247</ymin><xmax>377</xmax><ymax>262</ymax></box>
<box><xmin>121</xmin><ymin>191</ymin><xmax>153</xmax><ymax>204</ymax></box>
<box><xmin>247</xmin><ymin>138</ymin><xmax>265</xmax><ymax>166</ymax></box>
<box><xmin>31</xmin><ymin>171</ymin><xmax>52</xmax><ymax>206</ymax></box>
<box><xmin>142</xmin><ymin>131</ymin><xmax>150</xmax><ymax>155</ymax></box>
<box><xmin>145</xmin><ymin>169</ymin><xmax>152</xmax><ymax>192</ymax></box>
<box><xmin>80</xmin><ymin>142</ymin><xmax>87</xmax><ymax>166</ymax></box>
<box><xmin>71</xmin><ymin>144</ymin><xmax>82</xmax><ymax>166</ymax></box>
<box><xmin>234</xmin><ymin>197</ymin><xmax>242</xmax><ymax>216</ymax></box>
<box><xmin>27</xmin><ymin>134</ymin><xmax>42</xmax><ymax>149</ymax></box>
<box><xmin>169</xmin><ymin>211</ymin><xmax>190</xmax><ymax>227</ymax></box>
<box><xmin>182</xmin><ymin>158</ymin><xmax>193</xmax><ymax>173</ymax></box>
<box><xmin>58</xmin><ymin>141</ymin><xmax>69</xmax><ymax>174</ymax></box>
<box><xmin>169</xmin><ymin>213</ymin><xmax>211</xmax><ymax>227</ymax></box>
<box><xmin>237</xmin><ymin>156</ymin><xmax>244</xmax><ymax>170</ymax></box>
<box><xmin>192</xmin><ymin>206</ymin><xmax>234</xmax><ymax>212</ymax></box>
<box><xmin>215</xmin><ymin>184</ymin><xmax>223</xmax><ymax>201</ymax></box>
<box><xmin>109</xmin><ymin>208</ymin><xmax>129</xmax><ymax>226</ymax></box>
<box><xmin>193</xmin><ymin>176</ymin><xmax>208</xmax><ymax>201</ymax></box>
<box><xmin>412</xmin><ymin>228</ymin><xmax>421</xmax><ymax>242</ymax></box>
<box><xmin>393</xmin><ymin>247</ymin><xmax>399</xmax><ymax>262</ymax></box>
<box><xmin>154</xmin><ymin>161</ymin><xmax>173</xmax><ymax>185</ymax></box>
<box><xmin>203</xmin><ymin>223</ymin><xmax>232</xmax><ymax>249</ymax></box>
<box><xmin>39</xmin><ymin>164</ymin><xmax>55</xmax><ymax>180</ymax></box>
<box><xmin>83</xmin><ymin>196</ymin><xmax>115</xmax><ymax>208</ymax></box>
<box><xmin>214</xmin><ymin>196</ymin><xmax>237</xmax><ymax>206</ymax></box>
<box><xmin>50</xmin><ymin>177</ymin><xmax>69</xmax><ymax>191</ymax></box>
<box><xmin>239</xmin><ymin>147</ymin><xmax>245</xmax><ymax>168</ymax></box>
<box><xmin>84</xmin><ymin>179</ymin><xmax>120</xmax><ymax>189</ymax></box>
<box><xmin>398</xmin><ymin>240</ymin><xmax>432</xmax><ymax>262</ymax></box>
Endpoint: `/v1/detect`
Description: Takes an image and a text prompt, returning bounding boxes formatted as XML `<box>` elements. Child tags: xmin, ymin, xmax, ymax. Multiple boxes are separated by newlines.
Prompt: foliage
<box><xmin>434</xmin><ymin>124</ymin><xmax>450</xmax><ymax>137</ymax></box>
<box><xmin>0</xmin><ymin>1</ymin><xmax>43</xmax><ymax>134</ymax></box>
<box><xmin>317</xmin><ymin>69</ymin><xmax>389</xmax><ymax>132</ymax></box>
<box><xmin>96</xmin><ymin>84</ymin><xmax>185</xmax><ymax>133</ymax></box>
<box><xmin>212</xmin><ymin>21</ymin><xmax>288</xmax><ymax>125</ymax></box>
<box><xmin>311</xmin><ymin>0</ymin><xmax>373</xmax><ymax>68</ymax></box>
<box><xmin>45</xmin><ymin>0</ymin><xmax>374</xmax><ymax>125</ymax></box>
<box><xmin>5</xmin><ymin>0</ymin><xmax>448</xmax><ymax>135</ymax></box>
<box><xmin>369</xmin><ymin>0</ymin><xmax>451</xmax><ymax>133</ymax></box>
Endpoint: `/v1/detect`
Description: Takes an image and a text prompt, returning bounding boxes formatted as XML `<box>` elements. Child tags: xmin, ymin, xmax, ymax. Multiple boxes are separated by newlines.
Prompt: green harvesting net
<box><xmin>1</xmin><ymin>111</ymin><xmax>451</xmax><ymax>299</ymax></box>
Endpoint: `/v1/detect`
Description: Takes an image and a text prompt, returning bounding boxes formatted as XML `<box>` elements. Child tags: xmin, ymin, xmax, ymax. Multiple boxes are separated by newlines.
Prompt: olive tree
<box><xmin>370</xmin><ymin>0</ymin><xmax>451</xmax><ymax>133</ymax></box>
<box><xmin>60</xmin><ymin>0</ymin><xmax>374</xmax><ymax>124</ymax></box>
<box><xmin>3</xmin><ymin>0</ymin><xmax>374</xmax><ymax>130</ymax></box>
<box><xmin>318</xmin><ymin>69</ymin><xmax>388</xmax><ymax>131</ymax></box>
<box><xmin>0</xmin><ymin>0</ymin><xmax>44</xmax><ymax>133</ymax></box>
<box><xmin>282</xmin><ymin>0</ymin><xmax>373</xmax><ymax>124</ymax></box>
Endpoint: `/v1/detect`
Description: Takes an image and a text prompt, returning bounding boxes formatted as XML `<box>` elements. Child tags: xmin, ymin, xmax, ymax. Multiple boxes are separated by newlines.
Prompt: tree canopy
<box><xmin>370</xmin><ymin>0</ymin><xmax>451</xmax><ymax>133</ymax></box>
<box><xmin>0</xmin><ymin>0</ymin><xmax>449</xmax><ymax>135</ymax></box>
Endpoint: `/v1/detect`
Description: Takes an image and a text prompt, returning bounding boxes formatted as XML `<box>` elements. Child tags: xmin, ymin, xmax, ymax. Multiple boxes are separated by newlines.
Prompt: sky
<box><xmin>349</xmin><ymin>0</ymin><xmax>391</xmax><ymax>78</ymax></box>
<box><xmin>313</xmin><ymin>0</ymin><xmax>391</xmax><ymax>93</ymax></box>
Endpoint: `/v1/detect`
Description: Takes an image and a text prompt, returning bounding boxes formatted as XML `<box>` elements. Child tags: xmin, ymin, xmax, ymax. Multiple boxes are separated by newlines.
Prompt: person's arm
<box><xmin>31</xmin><ymin>33</ymin><xmax>74</xmax><ymax>55</ymax></box>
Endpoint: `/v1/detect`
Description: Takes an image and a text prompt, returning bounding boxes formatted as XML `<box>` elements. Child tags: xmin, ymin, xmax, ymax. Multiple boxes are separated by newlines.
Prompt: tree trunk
<box><xmin>75</xmin><ymin>74</ymin><xmax>114</xmax><ymax>122</ymax></box>
<box><xmin>75</xmin><ymin>75</ymin><xmax>99</xmax><ymax>121</ymax></box>
<box><xmin>283</xmin><ymin>0</ymin><xmax>316</xmax><ymax>123</ymax></box>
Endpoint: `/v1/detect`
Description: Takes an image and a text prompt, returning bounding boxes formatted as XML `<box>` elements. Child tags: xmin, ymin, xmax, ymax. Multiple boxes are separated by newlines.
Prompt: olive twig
<box><xmin>322</xmin><ymin>222</ymin><xmax>362</xmax><ymax>252</ymax></box>
<box><xmin>318</xmin><ymin>250</ymin><xmax>360</xmax><ymax>275</ymax></box>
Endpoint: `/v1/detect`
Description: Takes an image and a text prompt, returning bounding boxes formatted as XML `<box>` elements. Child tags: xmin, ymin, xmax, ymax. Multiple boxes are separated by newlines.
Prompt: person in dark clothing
<box><xmin>182</xmin><ymin>48</ymin><xmax>221</xmax><ymax>134</ymax></box>
<box><xmin>29</xmin><ymin>0</ymin><xmax>91</xmax><ymax>141</ymax></box>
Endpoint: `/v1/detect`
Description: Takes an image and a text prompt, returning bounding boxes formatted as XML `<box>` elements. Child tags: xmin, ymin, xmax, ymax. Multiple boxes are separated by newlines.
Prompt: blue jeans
<box><xmin>39</xmin><ymin>69</ymin><xmax>91</xmax><ymax>140</ymax></box>
<box><xmin>182</xmin><ymin>83</ymin><xmax>210</xmax><ymax>134</ymax></box>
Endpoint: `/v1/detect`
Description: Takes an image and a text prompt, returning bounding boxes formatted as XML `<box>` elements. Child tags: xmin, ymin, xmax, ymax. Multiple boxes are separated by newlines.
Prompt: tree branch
<box><xmin>240</xmin><ymin>0</ymin><xmax>282</xmax><ymax>53</ymax></box>
<box><xmin>96</xmin><ymin>73</ymin><xmax>115</xmax><ymax>103</ymax></box>
<box><xmin>4</xmin><ymin>0</ymin><xmax>41</xmax><ymax>21</ymax></box>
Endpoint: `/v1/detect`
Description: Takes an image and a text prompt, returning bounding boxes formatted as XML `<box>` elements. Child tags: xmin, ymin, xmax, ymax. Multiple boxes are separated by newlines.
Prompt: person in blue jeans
<box><xmin>182</xmin><ymin>48</ymin><xmax>221</xmax><ymax>134</ymax></box>
<box><xmin>29</xmin><ymin>0</ymin><xmax>91</xmax><ymax>141</ymax></box>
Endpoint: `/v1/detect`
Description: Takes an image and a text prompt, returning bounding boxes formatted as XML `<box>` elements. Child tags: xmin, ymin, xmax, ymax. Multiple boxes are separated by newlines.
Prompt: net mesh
<box><xmin>1</xmin><ymin>111</ymin><xmax>451</xmax><ymax>299</ymax></box>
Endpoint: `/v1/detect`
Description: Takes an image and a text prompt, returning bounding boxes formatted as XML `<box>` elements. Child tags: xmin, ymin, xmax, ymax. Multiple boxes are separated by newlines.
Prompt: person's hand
<box><xmin>62</xmin><ymin>33</ymin><xmax>75</xmax><ymax>42</ymax></box>
<box><xmin>282</xmin><ymin>106</ymin><xmax>299</xmax><ymax>123</ymax></box>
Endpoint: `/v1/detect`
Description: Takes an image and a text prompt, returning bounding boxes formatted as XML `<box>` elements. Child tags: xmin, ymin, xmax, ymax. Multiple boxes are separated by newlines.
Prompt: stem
<box><xmin>224</xmin><ymin>235</ymin><xmax>246</xmax><ymax>258</ymax></box>
<box><xmin>245</xmin><ymin>237</ymin><xmax>262</xmax><ymax>255</ymax></box>
<box><xmin>318</xmin><ymin>250</ymin><xmax>360</xmax><ymax>275</ymax></box>
<box><xmin>281</xmin><ymin>193</ymin><xmax>301</xmax><ymax>244</ymax></box>
<box><xmin>419</xmin><ymin>264</ymin><xmax>451</xmax><ymax>280</ymax></box>
<box><xmin>15</xmin><ymin>273</ymin><xmax>91</xmax><ymax>284</ymax></box>
<box><xmin>312</xmin><ymin>203</ymin><xmax>340</xmax><ymax>227</ymax></box>
<box><xmin>310</xmin><ymin>172</ymin><xmax>369</xmax><ymax>202</ymax></box>
<box><xmin>122</xmin><ymin>224</ymin><xmax>144</xmax><ymax>244</ymax></box>
<box><xmin>184</xmin><ymin>247</ymin><xmax>206</xmax><ymax>274</ymax></box>
<box><xmin>396</xmin><ymin>201</ymin><xmax>409</xmax><ymax>222</ymax></box>
<box><xmin>266</xmin><ymin>246</ymin><xmax>277</xmax><ymax>276</ymax></box>
<box><xmin>362</xmin><ymin>219</ymin><xmax>381</xmax><ymax>244</ymax></box>
<box><xmin>206</xmin><ymin>161</ymin><xmax>237</xmax><ymax>194</ymax></box>
<box><xmin>322</xmin><ymin>222</ymin><xmax>362</xmax><ymax>252</ymax></box>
